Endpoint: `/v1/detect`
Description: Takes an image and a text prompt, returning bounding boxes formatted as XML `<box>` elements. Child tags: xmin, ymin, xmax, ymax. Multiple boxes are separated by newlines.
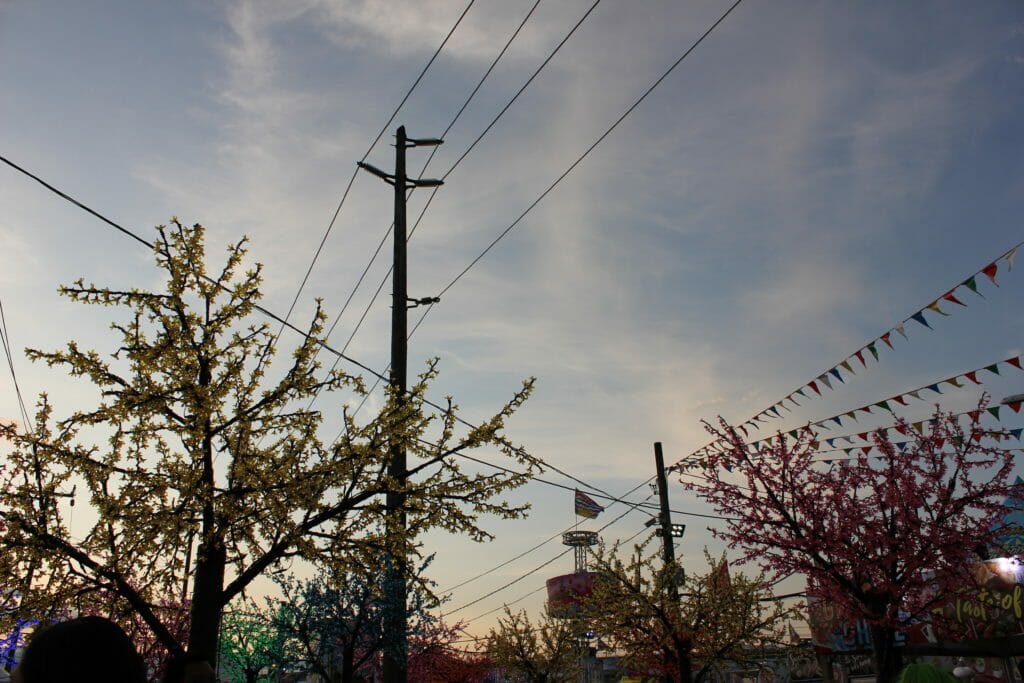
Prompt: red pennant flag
<box><xmin>855</xmin><ymin>350</ymin><xmax>867</xmax><ymax>367</ymax></box>
<box><xmin>881</xmin><ymin>332</ymin><xmax>893</xmax><ymax>349</ymax></box>
<box><xmin>982</xmin><ymin>262</ymin><xmax>999</xmax><ymax>284</ymax></box>
<box><xmin>858</xmin><ymin>431</ymin><xmax>870</xmax><ymax>441</ymax></box>
<box><xmin>968</xmin><ymin>410</ymin><xmax>982</xmax><ymax>423</ymax></box>
<box><xmin>965</xmin><ymin>371</ymin><xmax>981</xmax><ymax>385</ymax></box>
<box><xmin>943</xmin><ymin>290</ymin><xmax>966</xmax><ymax>307</ymax></box>
<box><xmin>1008</xmin><ymin>401</ymin><xmax>1022</xmax><ymax>414</ymax></box>
<box><xmin>895</xmin><ymin>424</ymin><xmax>909</xmax><ymax>435</ymax></box>
<box><xmin>934</xmin><ymin>437</ymin><xmax>945</xmax><ymax>449</ymax></box>
<box><xmin>861</xmin><ymin>446</ymin><xmax>872</xmax><ymax>455</ymax></box>
<box><xmin>809</xmin><ymin>381</ymin><xmax>821</xmax><ymax>396</ymax></box>
<box><xmin>1008</xmin><ymin>357</ymin><xmax>1023</xmax><ymax>371</ymax></box>
<box><xmin>892</xmin><ymin>395</ymin><xmax>908</xmax><ymax>406</ymax></box>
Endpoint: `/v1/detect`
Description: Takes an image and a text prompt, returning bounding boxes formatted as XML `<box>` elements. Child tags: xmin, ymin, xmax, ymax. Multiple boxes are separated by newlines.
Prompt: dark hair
<box><xmin>18</xmin><ymin>616</ymin><xmax>147</xmax><ymax>683</ymax></box>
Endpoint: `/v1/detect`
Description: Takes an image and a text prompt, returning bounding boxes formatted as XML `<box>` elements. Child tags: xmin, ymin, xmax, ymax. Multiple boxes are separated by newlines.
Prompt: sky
<box><xmin>1</xmin><ymin>0</ymin><xmax>1023</xmax><ymax>639</ymax></box>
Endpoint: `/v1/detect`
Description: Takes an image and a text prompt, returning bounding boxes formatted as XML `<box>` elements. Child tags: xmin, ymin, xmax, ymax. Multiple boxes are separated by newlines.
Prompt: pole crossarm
<box><xmin>357</xmin><ymin>161</ymin><xmax>443</xmax><ymax>188</ymax></box>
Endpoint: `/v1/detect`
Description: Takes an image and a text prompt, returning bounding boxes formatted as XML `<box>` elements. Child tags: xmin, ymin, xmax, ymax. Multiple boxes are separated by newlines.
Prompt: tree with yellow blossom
<box><xmin>0</xmin><ymin>220</ymin><xmax>539</xmax><ymax>669</ymax></box>
<box><xmin>581</xmin><ymin>543</ymin><xmax>794</xmax><ymax>683</ymax></box>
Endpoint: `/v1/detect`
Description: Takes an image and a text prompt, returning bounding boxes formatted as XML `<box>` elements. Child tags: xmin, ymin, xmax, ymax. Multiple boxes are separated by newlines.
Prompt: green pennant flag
<box><xmin>988</xmin><ymin>406</ymin><xmax>1001</xmax><ymax>421</ymax></box>
<box><xmin>875</xmin><ymin>400</ymin><xmax>892</xmax><ymax>412</ymax></box>
<box><xmin>963</xmin><ymin>275</ymin><xmax>983</xmax><ymax>296</ymax></box>
<box><xmin>867</xmin><ymin>342</ymin><xmax>879</xmax><ymax>361</ymax></box>
<box><xmin>985</xmin><ymin>364</ymin><xmax>1001</xmax><ymax>376</ymax></box>
<box><xmin>788</xmin><ymin>430</ymin><xmax>798</xmax><ymax>439</ymax></box>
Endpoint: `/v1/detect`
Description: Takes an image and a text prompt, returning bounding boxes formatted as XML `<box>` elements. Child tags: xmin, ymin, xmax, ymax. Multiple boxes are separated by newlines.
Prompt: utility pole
<box><xmin>358</xmin><ymin>126</ymin><xmax>442</xmax><ymax>683</ymax></box>
<box><xmin>654</xmin><ymin>441</ymin><xmax>685</xmax><ymax>683</ymax></box>
<box><xmin>654</xmin><ymin>443</ymin><xmax>681</xmax><ymax>590</ymax></box>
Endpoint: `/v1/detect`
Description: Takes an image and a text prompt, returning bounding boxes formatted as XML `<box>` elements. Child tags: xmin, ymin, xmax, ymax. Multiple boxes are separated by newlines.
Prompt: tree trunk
<box><xmin>817</xmin><ymin>654</ymin><xmax>835</xmax><ymax>683</ymax></box>
<box><xmin>671</xmin><ymin>638</ymin><xmax>694</xmax><ymax>683</ymax></box>
<box><xmin>186</xmin><ymin>538</ymin><xmax>227</xmax><ymax>666</ymax></box>
<box><xmin>869</xmin><ymin>623</ymin><xmax>902</xmax><ymax>683</ymax></box>
<box><xmin>678</xmin><ymin>647</ymin><xmax>694</xmax><ymax>683</ymax></box>
<box><xmin>341</xmin><ymin>643</ymin><xmax>355</xmax><ymax>683</ymax></box>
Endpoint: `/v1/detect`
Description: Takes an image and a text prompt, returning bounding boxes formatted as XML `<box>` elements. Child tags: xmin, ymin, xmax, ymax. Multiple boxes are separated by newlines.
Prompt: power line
<box><xmin>1</xmin><ymin>154</ymin><xmax>707</xmax><ymax>549</ymax></box>
<box><xmin>439</xmin><ymin>526</ymin><xmax>567</xmax><ymax>596</ymax></box>
<box><xmin>277</xmin><ymin>0</ymin><xmax>478</xmax><ymax>332</ymax></box>
<box><xmin>378</xmin><ymin>0</ymin><xmax>746</xmax><ymax>402</ymax></box>
<box><xmin>449</xmin><ymin>445</ymin><xmax>734</xmax><ymax>521</ymax></box>
<box><xmin>0</xmin><ymin>153</ymin><xmax>390</xmax><ymax>386</ymax></box>
<box><xmin>313</xmin><ymin>0</ymin><xmax>594</xmax><ymax>390</ymax></box>
<box><xmin>457</xmin><ymin>519</ymin><xmax>653</xmax><ymax>631</ymax></box>
<box><xmin>0</xmin><ymin>298</ymin><xmax>32</xmax><ymax>430</ymax></box>
<box><xmin>430</xmin><ymin>0</ymin><xmax>745</xmax><ymax>302</ymax></box>
<box><xmin>0</xmin><ymin>156</ymin><xmax>735</xmax><ymax>615</ymax></box>
<box><xmin>308</xmin><ymin>0</ymin><xmax>547</xmax><ymax>403</ymax></box>
<box><xmin>438</xmin><ymin>0</ymin><xmax>603</xmax><ymax>183</ymax></box>
<box><xmin>297</xmin><ymin>2</ymin><xmax>748</xmax><ymax>517</ymax></box>
<box><xmin>434</xmin><ymin>471</ymin><xmax>677</xmax><ymax>597</ymax></box>
<box><xmin>446</xmin><ymin>489</ymin><xmax>655</xmax><ymax>619</ymax></box>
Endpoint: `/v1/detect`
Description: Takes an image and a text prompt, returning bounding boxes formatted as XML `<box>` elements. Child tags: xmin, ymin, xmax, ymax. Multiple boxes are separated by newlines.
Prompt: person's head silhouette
<box><xmin>12</xmin><ymin>616</ymin><xmax>147</xmax><ymax>683</ymax></box>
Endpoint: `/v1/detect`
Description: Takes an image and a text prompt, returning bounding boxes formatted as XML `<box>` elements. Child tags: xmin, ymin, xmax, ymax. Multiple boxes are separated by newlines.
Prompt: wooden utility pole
<box><xmin>654</xmin><ymin>441</ymin><xmax>686</xmax><ymax>683</ymax></box>
<box><xmin>357</xmin><ymin>126</ymin><xmax>442</xmax><ymax>683</ymax></box>
<box><xmin>654</xmin><ymin>442</ymin><xmax>680</xmax><ymax>592</ymax></box>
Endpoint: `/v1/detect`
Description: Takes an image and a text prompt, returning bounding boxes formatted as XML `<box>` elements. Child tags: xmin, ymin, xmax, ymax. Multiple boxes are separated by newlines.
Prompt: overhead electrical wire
<box><xmin>448</xmin><ymin>445</ymin><xmax>734</xmax><ymax>521</ymax></box>
<box><xmin>433</xmin><ymin>449</ymin><xmax>734</xmax><ymax>598</ymax></box>
<box><xmin>2</xmin><ymin>0</ymin><xmax>749</xmax><ymax>590</ymax></box>
<box><xmin>276</xmin><ymin>0</ymin><xmax>478</xmax><ymax>333</ymax></box>
<box><xmin>0</xmin><ymin>158</ymin><xmax>739</xmax><ymax>633</ymax></box>
<box><xmin>429</xmin><ymin>0</ymin><xmax>745</xmax><ymax>305</ymax></box>
<box><xmin>340</xmin><ymin>0</ymin><xmax>746</xmax><ymax>422</ymax></box>
<box><xmin>457</xmin><ymin>518</ymin><xmax>654</xmax><ymax>631</ymax></box>
<box><xmin>443</xmin><ymin>488</ymin><xmax>655</xmax><ymax>617</ymax></box>
<box><xmin>0</xmin><ymin>154</ymin><xmax>388</xmax><ymax>384</ymax></box>
<box><xmin>312</xmin><ymin>0</ymin><xmax>599</xmax><ymax>394</ymax></box>
<box><xmin>0</xmin><ymin>155</ymin><xmax>715</xmax><ymax>545</ymax></box>
<box><xmin>310</xmin><ymin>0</ymin><xmax>548</xmax><ymax>384</ymax></box>
<box><xmin>315</xmin><ymin>0</ymin><xmax>750</xmax><ymax>533</ymax></box>
<box><xmin>0</xmin><ymin>299</ymin><xmax>33</xmax><ymax>431</ymax></box>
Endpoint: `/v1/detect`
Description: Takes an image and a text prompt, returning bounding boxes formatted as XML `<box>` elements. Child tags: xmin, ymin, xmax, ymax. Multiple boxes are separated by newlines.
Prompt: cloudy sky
<box><xmin>2</xmin><ymin>0</ymin><xmax>1023</xmax><ymax>637</ymax></box>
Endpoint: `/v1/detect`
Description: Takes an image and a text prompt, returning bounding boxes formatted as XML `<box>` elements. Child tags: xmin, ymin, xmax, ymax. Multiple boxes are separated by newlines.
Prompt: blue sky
<box><xmin>1</xmin><ymin>0</ymin><xmax>1023</xmax><ymax>637</ymax></box>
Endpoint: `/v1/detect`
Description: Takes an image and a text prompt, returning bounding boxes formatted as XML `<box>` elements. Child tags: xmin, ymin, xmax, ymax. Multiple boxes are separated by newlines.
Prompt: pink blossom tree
<box><xmin>679</xmin><ymin>399</ymin><xmax>1016</xmax><ymax>683</ymax></box>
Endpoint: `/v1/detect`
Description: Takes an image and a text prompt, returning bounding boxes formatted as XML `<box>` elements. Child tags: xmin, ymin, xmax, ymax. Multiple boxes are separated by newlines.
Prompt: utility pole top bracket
<box><xmin>357</xmin><ymin>161</ymin><xmax>395</xmax><ymax>185</ymax></box>
<box><xmin>406</xmin><ymin>137</ymin><xmax>444</xmax><ymax>147</ymax></box>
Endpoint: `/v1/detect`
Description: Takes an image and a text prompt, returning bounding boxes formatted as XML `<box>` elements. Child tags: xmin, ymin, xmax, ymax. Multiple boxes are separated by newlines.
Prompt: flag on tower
<box><xmin>574</xmin><ymin>489</ymin><xmax>604</xmax><ymax>519</ymax></box>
